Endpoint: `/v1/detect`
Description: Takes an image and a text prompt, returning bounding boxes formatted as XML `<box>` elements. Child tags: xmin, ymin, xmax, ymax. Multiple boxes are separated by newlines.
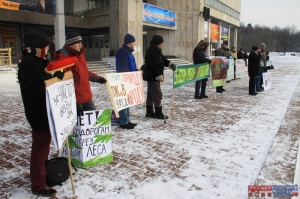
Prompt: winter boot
<box><xmin>154</xmin><ymin>106</ymin><xmax>168</xmax><ymax>119</ymax></box>
<box><xmin>145</xmin><ymin>105</ymin><xmax>155</xmax><ymax>118</ymax></box>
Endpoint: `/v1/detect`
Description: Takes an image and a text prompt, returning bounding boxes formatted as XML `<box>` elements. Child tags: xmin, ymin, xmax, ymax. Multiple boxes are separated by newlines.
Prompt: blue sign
<box><xmin>143</xmin><ymin>3</ymin><xmax>175</xmax><ymax>27</ymax></box>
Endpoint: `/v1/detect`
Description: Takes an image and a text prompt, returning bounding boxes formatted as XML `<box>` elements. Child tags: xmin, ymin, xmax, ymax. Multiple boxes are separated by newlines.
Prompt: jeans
<box><xmin>81</xmin><ymin>100</ymin><xmax>96</xmax><ymax>111</ymax></box>
<box><xmin>195</xmin><ymin>78</ymin><xmax>207</xmax><ymax>96</ymax></box>
<box><xmin>118</xmin><ymin>108</ymin><xmax>130</xmax><ymax>125</ymax></box>
<box><xmin>255</xmin><ymin>76</ymin><xmax>261</xmax><ymax>90</ymax></box>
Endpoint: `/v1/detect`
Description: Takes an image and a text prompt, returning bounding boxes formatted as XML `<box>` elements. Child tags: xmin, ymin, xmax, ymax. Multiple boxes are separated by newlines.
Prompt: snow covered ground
<box><xmin>0</xmin><ymin>55</ymin><xmax>300</xmax><ymax>199</ymax></box>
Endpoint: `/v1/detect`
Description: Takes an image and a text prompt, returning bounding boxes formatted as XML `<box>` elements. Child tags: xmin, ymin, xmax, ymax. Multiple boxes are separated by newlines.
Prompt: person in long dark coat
<box><xmin>248</xmin><ymin>46</ymin><xmax>262</xmax><ymax>95</ymax></box>
<box><xmin>143</xmin><ymin>35</ymin><xmax>176</xmax><ymax>119</ymax></box>
<box><xmin>193</xmin><ymin>40</ymin><xmax>211</xmax><ymax>99</ymax></box>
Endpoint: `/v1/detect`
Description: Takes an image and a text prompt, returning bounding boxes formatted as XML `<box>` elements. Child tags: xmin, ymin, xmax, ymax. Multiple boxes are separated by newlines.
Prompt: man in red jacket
<box><xmin>55</xmin><ymin>32</ymin><xmax>107</xmax><ymax>115</ymax></box>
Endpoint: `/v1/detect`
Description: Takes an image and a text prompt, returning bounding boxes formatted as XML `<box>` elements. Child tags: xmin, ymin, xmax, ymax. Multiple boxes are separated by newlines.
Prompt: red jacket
<box><xmin>55</xmin><ymin>45</ymin><xmax>101</xmax><ymax>104</ymax></box>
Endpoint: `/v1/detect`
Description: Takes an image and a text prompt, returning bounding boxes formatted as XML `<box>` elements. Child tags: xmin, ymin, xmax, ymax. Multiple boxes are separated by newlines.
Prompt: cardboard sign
<box><xmin>263</xmin><ymin>72</ymin><xmax>272</xmax><ymax>90</ymax></box>
<box><xmin>61</xmin><ymin>110</ymin><xmax>113</xmax><ymax>168</ymax></box>
<box><xmin>236</xmin><ymin>59</ymin><xmax>247</xmax><ymax>79</ymax></box>
<box><xmin>210</xmin><ymin>57</ymin><xmax>228</xmax><ymax>87</ymax></box>
<box><xmin>173</xmin><ymin>63</ymin><xmax>210</xmax><ymax>89</ymax></box>
<box><xmin>45</xmin><ymin>71</ymin><xmax>77</xmax><ymax>152</ymax></box>
<box><xmin>104</xmin><ymin>71</ymin><xmax>144</xmax><ymax>117</ymax></box>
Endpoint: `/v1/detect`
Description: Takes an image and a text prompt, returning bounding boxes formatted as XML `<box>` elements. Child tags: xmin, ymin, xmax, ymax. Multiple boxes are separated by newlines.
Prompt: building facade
<box><xmin>0</xmin><ymin>0</ymin><xmax>241</xmax><ymax>66</ymax></box>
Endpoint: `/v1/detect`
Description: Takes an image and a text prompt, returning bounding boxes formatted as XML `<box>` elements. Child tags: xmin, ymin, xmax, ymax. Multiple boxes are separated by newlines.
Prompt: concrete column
<box><xmin>233</xmin><ymin>27</ymin><xmax>238</xmax><ymax>48</ymax></box>
<box><xmin>228</xmin><ymin>24</ymin><xmax>231</xmax><ymax>49</ymax></box>
<box><xmin>109</xmin><ymin>0</ymin><xmax>143</xmax><ymax>68</ymax></box>
<box><xmin>217</xmin><ymin>21</ymin><xmax>222</xmax><ymax>48</ymax></box>
<box><xmin>54</xmin><ymin>0</ymin><xmax>65</xmax><ymax>50</ymax></box>
<box><xmin>207</xmin><ymin>18</ymin><xmax>211</xmax><ymax>56</ymax></box>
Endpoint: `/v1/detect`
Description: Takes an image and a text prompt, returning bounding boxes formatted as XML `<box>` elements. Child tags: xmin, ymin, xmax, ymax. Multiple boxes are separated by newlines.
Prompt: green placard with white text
<box><xmin>173</xmin><ymin>63</ymin><xmax>210</xmax><ymax>89</ymax></box>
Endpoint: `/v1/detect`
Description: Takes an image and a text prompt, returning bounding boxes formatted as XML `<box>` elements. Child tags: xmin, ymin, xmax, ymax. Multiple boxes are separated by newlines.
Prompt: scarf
<box><xmin>18</xmin><ymin>47</ymin><xmax>48</xmax><ymax>66</ymax></box>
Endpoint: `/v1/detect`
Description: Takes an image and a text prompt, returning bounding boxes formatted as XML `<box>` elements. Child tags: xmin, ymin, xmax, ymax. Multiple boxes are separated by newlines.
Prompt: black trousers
<box><xmin>249</xmin><ymin>76</ymin><xmax>256</xmax><ymax>94</ymax></box>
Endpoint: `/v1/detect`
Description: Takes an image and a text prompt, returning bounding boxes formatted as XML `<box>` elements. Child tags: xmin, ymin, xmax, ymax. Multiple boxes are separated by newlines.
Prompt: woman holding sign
<box><xmin>18</xmin><ymin>31</ymin><xmax>77</xmax><ymax>197</ymax></box>
<box><xmin>143</xmin><ymin>35</ymin><xmax>176</xmax><ymax>119</ymax></box>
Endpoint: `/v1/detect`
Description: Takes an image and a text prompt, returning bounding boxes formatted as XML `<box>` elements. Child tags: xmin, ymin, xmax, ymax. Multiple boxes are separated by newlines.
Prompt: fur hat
<box><xmin>124</xmin><ymin>34</ymin><xmax>135</xmax><ymax>45</ymax></box>
<box><xmin>151</xmin><ymin>35</ymin><xmax>164</xmax><ymax>45</ymax></box>
<box><xmin>66</xmin><ymin>32</ymin><xmax>82</xmax><ymax>46</ymax></box>
<box><xmin>23</xmin><ymin>31</ymin><xmax>49</xmax><ymax>48</ymax></box>
<box><xmin>198</xmin><ymin>40</ymin><xmax>209</xmax><ymax>48</ymax></box>
<box><xmin>259</xmin><ymin>43</ymin><xmax>266</xmax><ymax>48</ymax></box>
<box><xmin>252</xmin><ymin>46</ymin><xmax>259</xmax><ymax>51</ymax></box>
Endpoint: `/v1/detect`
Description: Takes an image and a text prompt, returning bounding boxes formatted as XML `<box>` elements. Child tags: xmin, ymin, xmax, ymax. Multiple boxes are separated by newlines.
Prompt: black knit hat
<box><xmin>124</xmin><ymin>33</ymin><xmax>135</xmax><ymax>45</ymax></box>
<box><xmin>66</xmin><ymin>32</ymin><xmax>82</xmax><ymax>45</ymax></box>
<box><xmin>252</xmin><ymin>46</ymin><xmax>259</xmax><ymax>51</ymax></box>
<box><xmin>151</xmin><ymin>35</ymin><xmax>164</xmax><ymax>45</ymax></box>
<box><xmin>23</xmin><ymin>31</ymin><xmax>49</xmax><ymax>48</ymax></box>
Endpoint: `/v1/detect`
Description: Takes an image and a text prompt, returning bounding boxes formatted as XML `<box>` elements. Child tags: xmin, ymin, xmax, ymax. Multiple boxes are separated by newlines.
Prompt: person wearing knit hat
<box><xmin>143</xmin><ymin>34</ymin><xmax>176</xmax><ymax>120</ymax></box>
<box><xmin>18</xmin><ymin>30</ymin><xmax>78</xmax><ymax>197</ymax></box>
<box><xmin>115</xmin><ymin>33</ymin><xmax>138</xmax><ymax>129</ymax></box>
<box><xmin>55</xmin><ymin>32</ymin><xmax>107</xmax><ymax>116</ymax></box>
<box><xmin>248</xmin><ymin>45</ymin><xmax>262</xmax><ymax>96</ymax></box>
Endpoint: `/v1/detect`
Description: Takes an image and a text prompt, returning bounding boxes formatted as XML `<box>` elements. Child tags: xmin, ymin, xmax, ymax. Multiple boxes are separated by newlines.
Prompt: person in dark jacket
<box><xmin>193</xmin><ymin>40</ymin><xmax>211</xmax><ymax>99</ymax></box>
<box><xmin>115</xmin><ymin>33</ymin><xmax>138</xmax><ymax>129</ymax></box>
<box><xmin>55</xmin><ymin>32</ymin><xmax>107</xmax><ymax>116</ymax></box>
<box><xmin>18</xmin><ymin>31</ymin><xmax>77</xmax><ymax>197</ymax></box>
<box><xmin>19</xmin><ymin>0</ymin><xmax>54</xmax><ymax>14</ymax></box>
<box><xmin>143</xmin><ymin>35</ymin><xmax>176</xmax><ymax>119</ymax></box>
<box><xmin>248</xmin><ymin>46</ymin><xmax>261</xmax><ymax>95</ymax></box>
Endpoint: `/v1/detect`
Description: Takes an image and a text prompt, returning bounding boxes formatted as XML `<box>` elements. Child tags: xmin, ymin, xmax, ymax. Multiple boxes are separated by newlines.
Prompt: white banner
<box><xmin>227</xmin><ymin>59</ymin><xmax>234</xmax><ymax>80</ymax></box>
<box><xmin>263</xmin><ymin>72</ymin><xmax>272</xmax><ymax>90</ymax></box>
<box><xmin>45</xmin><ymin>72</ymin><xmax>77</xmax><ymax>151</ymax></box>
<box><xmin>104</xmin><ymin>71</ymin><xmax>144</xmax><ymax>117</ymax></box>
<box><xmin>236</xmin><ymin>59</ymin><xmax>248</xmax><ymax>78</ymax></box>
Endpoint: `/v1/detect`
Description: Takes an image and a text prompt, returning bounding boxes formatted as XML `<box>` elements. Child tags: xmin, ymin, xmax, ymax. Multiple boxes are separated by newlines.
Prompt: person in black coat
<box><xmin>248</xmin><ymin>46</ymin><xmax>261</xmax><ymax>95</ymax></box>
<box><xmin>143</xmin><ymin>35</ymin><xmax>176</xmax><ymax>119</ymax></box>
<box><xmin>193</xmin><ymin>40</ymin><xmax>211</xmax><ymax>99</ymax></box>
<box><xmin>18</xmin><ymin>31</ymin><xmax>75</xmax><ymax>197</ymax></box>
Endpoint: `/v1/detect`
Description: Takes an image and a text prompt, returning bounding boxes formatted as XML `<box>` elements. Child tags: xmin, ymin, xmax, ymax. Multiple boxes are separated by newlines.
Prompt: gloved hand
<box><xmin>76</xmin><ymin>103</ymin><xmax>84</xmax><ymax>117</ymax></box>
<box><xmin>208</xmin><ymin>59</ymin><xmax>211</xmax><ymax>64</ymax></box>
<box><xmin>53</xmin><ymin>71</ymin><xmax>64</xmax><ymax>80</ymax></box>
<box><xmin>169</xmin><ymin>63</ymin><xmax>176</xmax><ymax>71</ymax></box>
<box><xmin>98</xmin><ymin>77</ymin><xmax>107</xmax><ymax>84</ymax></box>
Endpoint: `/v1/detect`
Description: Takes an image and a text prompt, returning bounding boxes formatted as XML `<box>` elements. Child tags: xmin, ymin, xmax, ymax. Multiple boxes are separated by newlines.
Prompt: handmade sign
<box><xmin>263</xmin><ymin>72</ymin><xmax>272</xmax><ymax>90</ymax></box>
<box><xmin>173</xmin><ymin>63</ymin><xmax>210</xmax><ymax>89</ymax></box>
<box><xmin>236</xmin><ymin>59</ymin><xmax>247</xmax><ymax>79</ymax></box>
<box><xmin>226</xmin><ymin>59</ymin><xmax>234</xmax><ymax>80</ymax></box>
<box><xmin>45</xmin><ymin>71</ymin><xmax>77</xmax><ymax>152</ymax></box>
<box><xmin>210</xmin><ymin>57</ymin><xmax>228</xmax><ymax>87</ymax></box>
<box><xmin>61</xmin><ymin>109</ymin><xmax>113</xmax><ymax>168</ymax></box>
<box><xmin>104</xmin><ymin>71</ymin><xmax>144</xmax><ymax>117</ymax></box>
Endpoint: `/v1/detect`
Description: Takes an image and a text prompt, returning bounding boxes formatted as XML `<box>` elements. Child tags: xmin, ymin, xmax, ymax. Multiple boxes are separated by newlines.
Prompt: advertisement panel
<box><xmin>210</xmin><ymin>23</ymin><xmax>219</xmax><ymax>40</ymax></box>
<box><xmin>143</xmin><ymin>3</ymin><xmax>175</xmax><ymax>27</ymax></box>
<box><xmin>0</xmin><ymin>0</ymin><xmax>55</xmax><ymax>15</ymax></box>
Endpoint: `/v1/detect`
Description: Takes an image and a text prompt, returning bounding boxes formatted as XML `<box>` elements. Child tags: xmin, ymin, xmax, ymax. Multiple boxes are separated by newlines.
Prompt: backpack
<box><xmin>45</xmin><ymin>157</ymin><xmax>77</xmax><ymax>187</ymax></box>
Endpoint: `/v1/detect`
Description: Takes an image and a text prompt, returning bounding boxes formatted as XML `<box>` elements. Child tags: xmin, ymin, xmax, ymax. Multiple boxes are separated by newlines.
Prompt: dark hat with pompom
<box><xmin>66</xmin><ymin>32</ymin><xmax>82</xmax><ymax>46</ymax></box>
<box><xmin>23</xmin><ymin>31</ymin><xmax>49</xmax><ymax>48</ymax></box>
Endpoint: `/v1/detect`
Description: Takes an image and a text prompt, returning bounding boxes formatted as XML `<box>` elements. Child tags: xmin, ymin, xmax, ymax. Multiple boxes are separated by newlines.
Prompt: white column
<box><xmin>228</xmin><ymin>24</ymin><xmax>231</xmax><ymax>48</ymax></box>
<box><xmin>217</xmin><ymin>21</ymin><xmax>222</xmax><ymax>48</ymax></box>
<box><xmin>54</xmin><ymin>0</ymin><xmax>65</xmax><ymax>50</ymax></box>
<box><xmin>233</xmin><ymin>27</ymin><xmax>238</xmax><ymax>48</ymax></box>
<box><xmin>207</xmin><ymin>18</ymin><xmax>211</xmax><ymax>56</ymax></box>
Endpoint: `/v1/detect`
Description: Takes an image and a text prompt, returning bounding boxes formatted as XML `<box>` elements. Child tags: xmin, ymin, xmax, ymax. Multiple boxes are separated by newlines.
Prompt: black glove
<box><xmin>53</xmin><ymin>71</ymin><xmax>64</xmax><ymax>80</ymax></box>
<box><xmin>233</xmin><ymin>58</ymin><xmax>236</xmax><ymax>60</ymax></box>
<box><xmin>208</xmin><ymin>59</ymin><xmax>211</xmax><ymax>64</ymax></box>
<box><xmin>76</xmin><ymin>103</ymin><xmax>84</xmax><ymax>117</ymax></box>
<box><xmin>170</xmin><ymin>63</ymin><xmax>176</xmax><ymax>71</ymax></box>
<box><xmin>98</xmin><ymin>77</ymin><xmax>107</xmax><ymax>84</ymax></box>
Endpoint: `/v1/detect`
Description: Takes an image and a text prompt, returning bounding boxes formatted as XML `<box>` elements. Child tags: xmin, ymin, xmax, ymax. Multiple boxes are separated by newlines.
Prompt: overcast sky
<box><xmin>240</xmin><ymin>0</ymin><xmax>300</xmax><ymax>31</ymax></box>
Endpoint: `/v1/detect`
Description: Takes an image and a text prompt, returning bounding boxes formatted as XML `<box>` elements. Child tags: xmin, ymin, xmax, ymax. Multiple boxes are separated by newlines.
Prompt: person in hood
<box><xmin>193</xmin><ymin>40</ymin><xmax>211</xmax><ymax>99</ymax></box>
<box><xmin>18</xmin><ymin>30</ymin><xmax>77</xmax><ymax>197</ymax></box>
<box><xmin>115</xmin><ymin>33</ymin><xmax>138</xmax><ymax>129</ymax></box>
<box><xmin>143</xmin><ymin>35</ymin><xmax>176</xmax><ymax>119</ymax></box>
<box><xmin>55</xmin><ymin>32</ymin><xmax>107</xmax><ymax>116</ymax></box>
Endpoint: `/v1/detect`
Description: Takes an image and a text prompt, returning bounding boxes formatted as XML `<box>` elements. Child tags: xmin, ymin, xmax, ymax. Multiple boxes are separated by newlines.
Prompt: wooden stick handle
<box><xmin>66</xmin><ymin>139</ymin><xmax>76</xmax><ymax>195</ymax></box>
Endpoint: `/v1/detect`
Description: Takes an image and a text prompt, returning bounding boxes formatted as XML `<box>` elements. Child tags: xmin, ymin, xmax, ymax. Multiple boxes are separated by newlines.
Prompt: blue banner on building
<box><xmin>143</xmin><ymin>3</ymin><xmax>175</xmax><ymax>27</ymax></box>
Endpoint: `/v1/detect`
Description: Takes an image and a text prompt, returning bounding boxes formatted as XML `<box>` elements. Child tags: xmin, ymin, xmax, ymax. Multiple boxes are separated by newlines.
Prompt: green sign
<box><xmin>173</xmin><ymin>63</ymin><xmax>210</xmax><ymax>88</ymax></box>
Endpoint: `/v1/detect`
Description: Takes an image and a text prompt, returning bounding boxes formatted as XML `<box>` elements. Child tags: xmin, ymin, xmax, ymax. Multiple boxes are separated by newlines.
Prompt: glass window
<box><xmin>88</xmin><ymin>39</ymin><xmax>92</xmax><ymax>48</ymax></box>
<box><xmin>105</xmin><ymin>40</ymin><xmax>109</xmax><ymax>48</ymax></box>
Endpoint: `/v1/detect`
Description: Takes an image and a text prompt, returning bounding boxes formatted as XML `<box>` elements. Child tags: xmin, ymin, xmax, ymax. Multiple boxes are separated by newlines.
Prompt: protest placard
<box><xmin>45</xmin><ymin>71</ymin><xmax>77</xmax><ymax>153</ymax></box>
<box><xmin>263</xmin><ymin>72</ymin><xmax>272</xmax><ymax>90</ymax></box>
<box><xmin>236</xmin><ymin>59</ymin><xmax>248</xmax><ymax>79</ymax></box>
<box><xmin>173</xmin><ymin>63</ymin><xmax>210</xmax><ymax>89</ymax></box>
<box><xmin>104</xmin><ymin>71</ymin><xmax>144</xmax><ymax>117</ymax></box>
<box><xmin>226</xmin><ymin>59</ymin><xmax>234</xmax><ymax>80</ymax></box>
<box><xmin>61</xmin><ymin>109</ymin><xmax>113</xmax><ymax>168</ymax></box>
<box><xmin>210</xmin><ymin>57</ymin><xmax>228</xmax><ymax>87</ymax></box>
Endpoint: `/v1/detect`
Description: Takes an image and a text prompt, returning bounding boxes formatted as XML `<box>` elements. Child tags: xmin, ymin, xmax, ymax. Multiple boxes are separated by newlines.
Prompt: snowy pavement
<box><xmin>0</xmin><ymin>56</ymin><xmax>300</xmax><ymax>199</ymax></box>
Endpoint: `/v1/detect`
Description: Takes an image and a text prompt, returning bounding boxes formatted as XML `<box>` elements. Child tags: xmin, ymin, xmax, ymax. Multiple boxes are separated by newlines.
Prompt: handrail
<box><xmin>0</xmin><ymin>48</ymin><xmax>12</xmax><ymax>69</ymax></box>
